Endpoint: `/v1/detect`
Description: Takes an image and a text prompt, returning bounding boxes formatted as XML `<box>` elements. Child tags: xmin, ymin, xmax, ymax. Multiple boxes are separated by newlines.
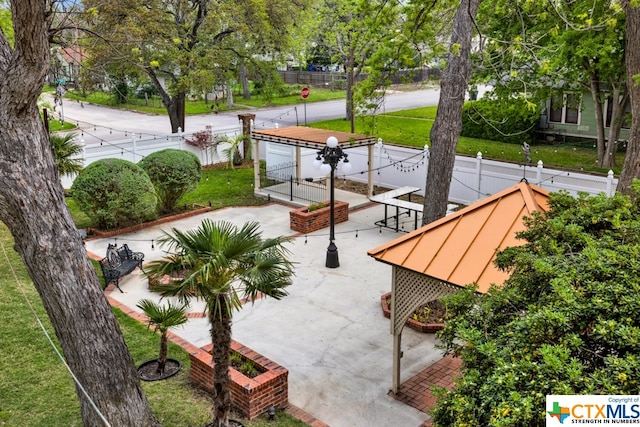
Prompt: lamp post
<box><xmin>313</xmin><ymin>136</ymin><xmax>351</xmax><ymax>268</ymax></box>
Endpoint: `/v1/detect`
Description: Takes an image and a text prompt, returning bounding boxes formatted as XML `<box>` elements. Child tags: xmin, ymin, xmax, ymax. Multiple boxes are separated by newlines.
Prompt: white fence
<box><xmin>295</xmin><ymin>143</ymin><xmax>617</xmax><ymax>205</ymax></box>
<box><xmin>60</xmin><ymin>126</ymin><xmax>243</xmax><ymax>188</ymax></box>
<box><xmin>62</xmin><ymin>131</ymin><xmax>618</xmax><ymax>205</ymax></box>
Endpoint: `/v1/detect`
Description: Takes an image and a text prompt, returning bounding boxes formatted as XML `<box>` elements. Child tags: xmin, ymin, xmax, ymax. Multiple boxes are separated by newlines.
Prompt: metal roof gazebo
<box><xmin>368</xmin><ymin>182</ymin><xmax>550</xmax><ymax>393</ymax></box>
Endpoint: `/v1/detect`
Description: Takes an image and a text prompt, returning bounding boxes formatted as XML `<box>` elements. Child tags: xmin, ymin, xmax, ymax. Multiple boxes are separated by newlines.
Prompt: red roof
<box><xmin>368</xmin><ymin>182</ymin><xmax>549</xmax><ymax>293</ymax></box>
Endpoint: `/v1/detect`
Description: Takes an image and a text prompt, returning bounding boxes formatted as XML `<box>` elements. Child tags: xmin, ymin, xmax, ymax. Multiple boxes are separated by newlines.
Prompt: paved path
<box><xmin>86</xmin><ymin>202</ymin><xmax>447</xmax><ymax>427</ymax></box>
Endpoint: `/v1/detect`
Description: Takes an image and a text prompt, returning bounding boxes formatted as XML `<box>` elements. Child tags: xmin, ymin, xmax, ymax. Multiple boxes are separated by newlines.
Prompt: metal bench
<box><xmin>99</xmin><ymin>243</ymin><xmax>144</xmax><ymax>292</ymax></box>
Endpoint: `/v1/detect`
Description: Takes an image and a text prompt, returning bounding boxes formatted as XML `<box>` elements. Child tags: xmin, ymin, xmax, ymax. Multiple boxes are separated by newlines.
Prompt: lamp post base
<box><xmin>325</xmin><ymin>242</ymin><xmax>339</xmax><ymax>268</ymax></box>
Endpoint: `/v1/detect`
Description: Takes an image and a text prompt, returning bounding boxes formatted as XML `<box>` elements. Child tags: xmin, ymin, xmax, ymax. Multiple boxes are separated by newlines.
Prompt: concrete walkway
<box><xmin>85</xmin><ymin>201</ymin><xmax>447</xmax><ymax>427</ymax></box>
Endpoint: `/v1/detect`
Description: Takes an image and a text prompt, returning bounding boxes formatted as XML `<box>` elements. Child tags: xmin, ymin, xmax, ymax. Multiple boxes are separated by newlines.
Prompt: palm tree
<box><xmin>49</xmin><ymin>132</ymin><xmax>84</xmax><ymax>177</ymax></box>
<box><xmin>136</xmin><ymin>299</ymin><xmax>188</xmax><ymax>375</ymax></box>
<box><xmin>143</xmin><ymin>219</ymin><xmax>294</xmax><ymax>426</ymax></box>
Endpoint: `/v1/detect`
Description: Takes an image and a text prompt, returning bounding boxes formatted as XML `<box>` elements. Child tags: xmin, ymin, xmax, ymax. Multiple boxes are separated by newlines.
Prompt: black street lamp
<box><xmin>314</xmin><ymin>136</ymin><xmax>351</xmax><ymax>268</ymax></box>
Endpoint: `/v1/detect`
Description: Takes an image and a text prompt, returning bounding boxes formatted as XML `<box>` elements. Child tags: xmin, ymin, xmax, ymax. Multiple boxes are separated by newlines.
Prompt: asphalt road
<box><xmin>48</xmin><ymin>87</ymin><xmax>444</xmax><ymax>144</ymax></box>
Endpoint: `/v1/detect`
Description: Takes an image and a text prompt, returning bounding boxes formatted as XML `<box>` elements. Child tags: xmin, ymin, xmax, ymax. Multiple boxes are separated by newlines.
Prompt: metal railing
<box><xmin>260</xmin><ymin>161</ymin><xmax>327</xmax><ymax>204</ymax></box>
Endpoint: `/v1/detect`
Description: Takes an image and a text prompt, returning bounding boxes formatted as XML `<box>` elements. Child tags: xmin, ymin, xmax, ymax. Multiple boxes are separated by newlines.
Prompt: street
<box><xmin>49</xmin><ymin>87</ymin><xmax>444</xmax><ymax>145</ymax></box>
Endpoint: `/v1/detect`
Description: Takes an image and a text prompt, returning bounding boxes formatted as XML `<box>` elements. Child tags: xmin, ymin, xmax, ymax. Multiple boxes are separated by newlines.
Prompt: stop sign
<box><xmin>301</xmin><ymin>87</ymin><xmax>310</xmax><ymax>99</ymax></box>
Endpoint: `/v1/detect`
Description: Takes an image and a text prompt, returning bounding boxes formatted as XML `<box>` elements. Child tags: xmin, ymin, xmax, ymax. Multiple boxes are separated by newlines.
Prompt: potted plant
<box><xmin>136</xmin><ymin>299</ymin><xmax>188</xmax><ymax>381</ymax></box>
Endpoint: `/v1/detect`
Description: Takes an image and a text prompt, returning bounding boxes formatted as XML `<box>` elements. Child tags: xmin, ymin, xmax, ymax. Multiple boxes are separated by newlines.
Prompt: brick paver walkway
<box><xmin>389</xmin><ymin>355</ymin><xmax>462</xmax><ymax>427</ymax></box>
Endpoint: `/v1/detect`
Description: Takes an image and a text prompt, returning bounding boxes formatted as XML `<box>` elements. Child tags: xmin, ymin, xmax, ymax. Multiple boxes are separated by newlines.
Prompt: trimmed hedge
<box><xmin>138</xmin><ymin>149</ymin><xmax>201</xmax><ymax>213</ymax></box>
<box><xmin>71</xmin><ymin>158</ymin><xmax>157</xmax><ymax>230</ymax></box>
<box><xmin>461</xmin><ymin>97</ymin><xmax>540</xmax><ymax>144</ymax></box>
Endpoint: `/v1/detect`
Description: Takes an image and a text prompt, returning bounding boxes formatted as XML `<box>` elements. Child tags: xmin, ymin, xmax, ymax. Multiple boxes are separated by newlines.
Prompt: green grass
<box><xmin>67</xmin><ymin>165</ymin><xmax>268</xmax><ymax>229</ymax></box>
<box><xmin>310</xmin><ymin>109</ymin><xmax>625</xmax><ymax>175</ymax></box>
<box><xmin>64</xmin><ymin>86</ymin><xmax>346</xmax><ymax>114</ymax></box>
<box><xmin>0</xmin><ymin>222</ymin><xmax>308</xmax><ymax>426</ymax></box>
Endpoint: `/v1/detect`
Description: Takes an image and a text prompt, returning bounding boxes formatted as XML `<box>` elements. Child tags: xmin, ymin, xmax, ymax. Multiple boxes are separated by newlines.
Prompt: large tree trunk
<box><xmin>210</xmin><ymin>294</ymin><xmax>232</xmax><ymax>427</ymax></box>
<box><xmin>422</xmin><ymin>0</ymin><xmax>482</xmax><ymax>224</ymax></box>
<box><xmin>239</xmin><ymin>64</ymin><xmax>251</xmax><ymax>100</ymax></box>
<box><xmin>0</xmin><ymin>2</ymin><xmax>160</xmax><ymax>426</ymax></box>
<box><xmin>587</xmin><ymin>72</ymin><xmax>607</xmax><ymax>166</ymax></box>
<box><xmin>346</xmin><ymin>46</ymin><xmax>356</xmax><ymax>132</ymax></box>
<box><xmin>619</xmin><ymin>0</ymin><xmax>640</xmax><ymax>194</ymax></box>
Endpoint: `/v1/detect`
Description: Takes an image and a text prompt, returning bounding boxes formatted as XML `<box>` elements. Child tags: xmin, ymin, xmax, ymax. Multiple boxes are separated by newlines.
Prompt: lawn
<box><xmin>0</xmin><ymin>221</ymin><xmax>308</xmax><ymax>426</ymax></box>
<box><xmin>310</xmin><ymin>107</ymin><xmax>625</xmax><ymax>175</ymax></box>
<box><xmin>63</xmin><ymin>85</ymin><xmax>346</xmax><ymax>114</ymax></box>
<box><xmin>67</xmin><ymin>164</ymin><xmax>268</xmax><ymax>230</ymax></box>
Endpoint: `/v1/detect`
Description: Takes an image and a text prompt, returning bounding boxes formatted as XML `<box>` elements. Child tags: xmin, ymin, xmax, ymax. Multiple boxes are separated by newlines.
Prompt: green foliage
<box><xmin>431</xmin><ymin>183</ymin><xmax>640</xmax><ymax>426</ymax></box>
<box><xmin>70</xmin><ymin>158</ymin><xmax>157</xmax><ymax>230</ymax></box>
<box><xmin>461</xmin><ymin>97</ymin><xmax>541</xmax><ymax>144</ymax></box>
<box><xmin>49</xmin><ymin>132</ymin><xmax>84</xmax><ymax>177</ymax></box>
<box><xmin>253</xmin><ymin>70</ymin><xmax>287</xmax><ymax>104</ymax></box>
<box><xmin>0</xmin><ymin>2</ymin><xmax>14</xmax><ymax>48</ymax></box>
<box><xmin>138</xmin><ymin>149</ymin><xmax>201</xmax><ymax>213</ymax></box>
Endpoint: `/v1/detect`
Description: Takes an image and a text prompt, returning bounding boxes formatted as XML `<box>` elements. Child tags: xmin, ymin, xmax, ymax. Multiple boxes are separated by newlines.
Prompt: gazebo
<box><xmin>250</xmin><ymin>126</ymin><xmax>378</xmax><ymax>201</ymax></box>
<box><xmin>368</xmin><ymin>181</ymin><xmax>550</xmax><ymax>393</ymax></box>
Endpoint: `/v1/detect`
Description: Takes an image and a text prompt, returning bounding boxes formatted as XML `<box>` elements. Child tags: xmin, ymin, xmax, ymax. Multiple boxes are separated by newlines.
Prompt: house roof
<box><xmin>251</xmin><ymin>126</ymin><xmax>377</xmax><ymax>149</ymax></box>
<box><xmin>367</xmin><ymin>182</ymin><xmax>550</xmax><ymax>293</ymax></box>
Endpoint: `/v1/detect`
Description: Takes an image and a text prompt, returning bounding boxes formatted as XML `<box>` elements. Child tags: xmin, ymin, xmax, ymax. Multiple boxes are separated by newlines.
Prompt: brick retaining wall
<box><xmin>189</xmin><ymin>340</ymin><xmax>289</xmax><ymax>420</ymax></box>
<box><xmin>289</xmin><ymin>200</ymin><xmax>349</xmax><ymax>234</ymax></box>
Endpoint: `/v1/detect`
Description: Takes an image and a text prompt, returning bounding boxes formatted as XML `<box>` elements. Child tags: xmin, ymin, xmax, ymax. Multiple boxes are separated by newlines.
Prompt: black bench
<box><xmin>99</xmin><ymin>243</ymin><xmax>144</xmax><ymax>292</ymax></box>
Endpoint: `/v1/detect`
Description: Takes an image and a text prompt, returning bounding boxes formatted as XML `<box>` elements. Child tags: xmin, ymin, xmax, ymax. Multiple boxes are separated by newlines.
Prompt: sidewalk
<box><xmin>85</xmin><ymin>202</ymin><xmax>445</xmax><ymax>427</ymax></box>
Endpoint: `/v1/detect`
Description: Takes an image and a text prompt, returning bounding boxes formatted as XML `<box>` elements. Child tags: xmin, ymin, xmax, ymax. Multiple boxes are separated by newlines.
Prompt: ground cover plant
<box><xmin>0</xmin><ymin>222</ymin><xmax>308</xmax><ymax>427</ymax></box>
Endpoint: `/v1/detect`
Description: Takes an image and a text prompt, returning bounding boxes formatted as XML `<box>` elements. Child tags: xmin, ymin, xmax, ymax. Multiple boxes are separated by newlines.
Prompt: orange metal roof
<box><xmin>251</xmin><ymin>126</ymin><xmax>377</xmax><ymax>149</ymax></box>
<box><xmin>367</xmin><ymin>182</ymin><xmax>550</xmax><ymax>293</ymax></box>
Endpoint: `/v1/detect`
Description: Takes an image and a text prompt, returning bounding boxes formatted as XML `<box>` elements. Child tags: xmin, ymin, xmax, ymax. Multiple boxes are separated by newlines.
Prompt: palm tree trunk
<box><xmin>158</xmin><ymin>334</ymin><xmax>168</xmax><ymax>374</ymax></box>
<box><xmin>210</xmin><ymin>294</ymin><xmax>233</xmax><ymax>426</ymax></box>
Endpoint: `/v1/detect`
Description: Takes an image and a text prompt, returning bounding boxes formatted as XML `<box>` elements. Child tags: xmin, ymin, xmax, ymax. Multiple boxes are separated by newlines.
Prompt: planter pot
<box><xmin>289</xmin><ymin>200</ymin><xmax>349</xmax><ymax>234</ymax></box>
<box><xmin>138</xmin><ymin>358</ymin><xmax>182</xmax><ymax>381</ymax></box>
<box><xmin>189</xmin><ymin>341</ymin><xmax>288</xmax><ymax>420</ymax></box>
<box><xmin>380</xmin><ymin>292</ymin><xmax>444</xmax><ymax>333</ymax></box>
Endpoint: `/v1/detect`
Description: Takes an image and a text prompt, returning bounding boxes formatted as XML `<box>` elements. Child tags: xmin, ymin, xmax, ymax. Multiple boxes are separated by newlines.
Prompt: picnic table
<box><xmin>369</xmin><ymin>186</ymin><xmax>423</xmax><ymax>232</ymax></box>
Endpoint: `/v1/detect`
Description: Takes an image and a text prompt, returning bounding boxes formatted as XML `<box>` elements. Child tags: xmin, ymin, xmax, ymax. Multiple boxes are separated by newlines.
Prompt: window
<box><xmin>548</xmin><ymin>94</ymin><xmax>580</xmax><ymax>124</ymax></box>
<box><xmin>606</xmin><ymin>96</ymin><xmax>631</xmax><ymax>129</ymax></box>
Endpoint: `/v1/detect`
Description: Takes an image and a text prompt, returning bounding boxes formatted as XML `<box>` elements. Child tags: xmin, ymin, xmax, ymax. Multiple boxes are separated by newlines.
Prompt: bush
<box><xmin>71</xmin><ymin>158</ymin><xmax>157</xmax><ymax>230</ymax></box>
<box><xmin>138</xmin><ymin>149</ymin><xmax>201</xmax><ymax>213</ymax></box>
<box><xmin>461</xmin><ymin>97</ymin><xmax>540</xmax><ymax>144</ymax></box>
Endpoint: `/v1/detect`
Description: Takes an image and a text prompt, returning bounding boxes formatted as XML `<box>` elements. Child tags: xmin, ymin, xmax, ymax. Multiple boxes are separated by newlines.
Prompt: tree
<box><xmin>0</xmin><ymin>1</ymin><xmax>159</xmax><ymax>425</ymax></box>
<box><xmin>144</xmin><ymin>220</ymin><xmax>294</xmax><ymax>426</ymax></box>
<box><xmin>49</xmin><ymin>132</ymin><xmax>84</xmax><ymax>177</ymax></box>
<box><xmin>431</xmin><ymin>186</ymin><xmax>640</xmax><ymax>426</ymax></box>
<box><xmin>82</xmin><ymin>0</ymin><xmax>310</xmax><ymax>132</ymax></box>
<box><xmin>422</xmin><ymin>0</ymin><xmax>483</xmax><ymax>224</ymax></box>
<box><xmin>139</xmin><ymin>148</ymin><xmax>202</xmax><ymax>214</ymax></box>
<box><xmin>475</xmin><ymin>0</ymin><xmax>626</xmax><ymax>169</ymax></box>
<box><xmin>314</xmin><ymin>0</ymin><xmax>402</xmax><ymax>132</ymax></box>
<box><xmin>618</xmin><ymin>0</ymin><xmax>640</xmax><ymax>194</ymax></box>
<box><xmin>137</xmin><ymin>299</ymin><xmax>188</xmax><ymax>375</ymax></box>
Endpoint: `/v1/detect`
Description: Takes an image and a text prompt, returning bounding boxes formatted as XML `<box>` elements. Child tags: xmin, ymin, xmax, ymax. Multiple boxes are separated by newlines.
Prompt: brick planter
<box><xmin>289</xmin><ymin>200</ymin><xmax>349</xmax><ymax>234</ymax></box>
<box><xmin>381</xmin><ymin>292</ymin><xmax>444</xmax><ymax>333</ymax></box>
<box><xmin>189</xmin><ymin>340</ymin><xmax>288</xmax><ymax>420</ymax></box>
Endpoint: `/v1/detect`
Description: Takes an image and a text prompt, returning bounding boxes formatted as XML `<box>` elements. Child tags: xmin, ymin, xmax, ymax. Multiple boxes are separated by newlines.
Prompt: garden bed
<box><xmin>189</xmin><ymin>340</ymin><xmax>288</xmax><ymax>420</ymax></box>
<box><xmin>289</xmin><ymin>200</ymin><xmax>349</xmax><ymax>234</ymax></box>
<box><xmin>380</xmin><ymin>292</ymin><xmax>445</xmax><ymax>333</ymax></box>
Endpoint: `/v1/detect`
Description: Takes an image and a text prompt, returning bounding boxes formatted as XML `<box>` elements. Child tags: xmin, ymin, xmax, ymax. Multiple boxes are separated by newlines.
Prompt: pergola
<box><xmin>250</xmin><ymin>126</ymin><xmax>378</xmax><ymax>198</ymax></box>
<box><xmin>368</xmin><ymin>182</ymin><xmax>550</xmax><ymax>393</ymax></box>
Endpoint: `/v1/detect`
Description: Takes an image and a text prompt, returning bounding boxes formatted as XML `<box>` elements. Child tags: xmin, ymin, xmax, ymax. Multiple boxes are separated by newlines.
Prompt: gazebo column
<box><xmin>295</xmin><ymin>146</ymin><xmax>302</xmax><ymax>184</ymax></box>
<box><xmin>367</xmin><ymin>144</ymin><xmax>374</xmax><ymax>198</ymax></box>
<box><xmin>253</xmin><ymin>137</ymin><xmax>261</xmax><ymax>194</ymax></box>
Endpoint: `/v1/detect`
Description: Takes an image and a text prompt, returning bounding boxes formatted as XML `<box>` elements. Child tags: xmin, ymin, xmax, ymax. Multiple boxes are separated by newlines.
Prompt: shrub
<box><xmin>461</xmin><ymin>97</ymin><xmax>540</xmax><ymax>144</ymax></box>
<box><xmin>71</xmin><ymin>158</ymin><xmax>157</xmax><ymax>230</ymax></box>
<box><xmin>138</xmin><ymin>149</ymin><xmax>201</xmax><ymax>213</ymax></box>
